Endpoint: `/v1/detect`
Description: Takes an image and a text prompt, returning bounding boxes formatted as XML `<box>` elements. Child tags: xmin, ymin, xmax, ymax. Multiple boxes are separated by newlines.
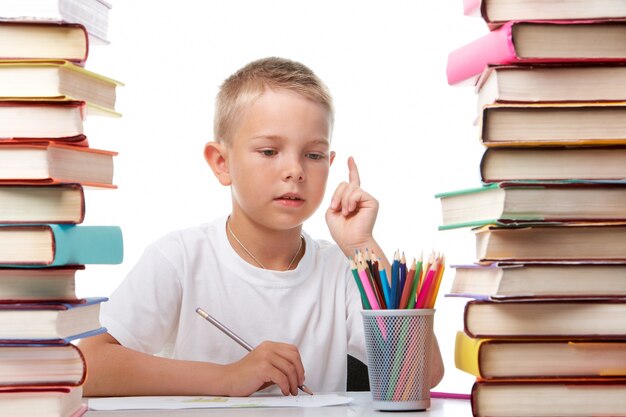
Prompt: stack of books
<box><xmin>0</xmin><ymin>2</ymin><xmax>122</xmax><ymax>416</ymax></box>
<box><xmin>441</xmin><ymin>1</ymin><xmax>626</xmax><ymax>416</ymax></box>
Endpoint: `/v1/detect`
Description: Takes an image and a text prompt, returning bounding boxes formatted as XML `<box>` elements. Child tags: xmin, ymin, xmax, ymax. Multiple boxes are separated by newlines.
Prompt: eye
<box><xmin>259</xmin><ymin>149</ymin><xmax>277</xmax><ymax>157</ymax></box>
<box><xmin>306</xmin><ymin>152</ymin><xmax>325</xmax><ymax>160</ymax></box>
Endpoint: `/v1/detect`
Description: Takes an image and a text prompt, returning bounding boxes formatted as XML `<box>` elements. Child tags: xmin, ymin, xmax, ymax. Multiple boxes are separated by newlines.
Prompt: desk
<box><xmin>84</xmin><ymin>392</ymin><xmax>471</xmax><ymax>416</ymax></box>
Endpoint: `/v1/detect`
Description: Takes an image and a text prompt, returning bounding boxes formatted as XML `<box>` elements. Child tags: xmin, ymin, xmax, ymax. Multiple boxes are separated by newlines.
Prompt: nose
<box><xmin>283</xmin><ymin>154</ymin><xmax>305</xmax><ymax>182</ymax></box>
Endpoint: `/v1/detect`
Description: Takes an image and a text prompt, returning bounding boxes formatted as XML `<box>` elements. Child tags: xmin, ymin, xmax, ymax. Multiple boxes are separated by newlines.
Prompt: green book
<box><xmin>435</xmin><ymin>181</ymin><xmax>626</xmax><ymax>230</ymax></box>
<box><xmin>0</xmin><ymin>224</ymin><xmax>123</xmax><ymax>266</ymax></box>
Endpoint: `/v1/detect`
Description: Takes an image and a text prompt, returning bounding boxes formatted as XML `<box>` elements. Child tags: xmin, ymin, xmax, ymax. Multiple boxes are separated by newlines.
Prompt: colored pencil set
<box><xmin>350</xmin><ymin>250</ymin><xmax>445</xmax><ymax>310</ymax></box>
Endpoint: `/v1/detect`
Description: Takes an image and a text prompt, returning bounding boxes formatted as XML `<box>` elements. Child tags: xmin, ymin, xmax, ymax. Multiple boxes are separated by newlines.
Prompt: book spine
<box><xmin>447</xmin><ymin>22</ymin><xmax>515</xmax><ymax>85</ymax></box>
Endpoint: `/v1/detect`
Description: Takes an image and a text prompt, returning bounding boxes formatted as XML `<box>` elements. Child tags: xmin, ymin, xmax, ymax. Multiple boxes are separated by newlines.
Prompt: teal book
<box><xmin>435</xmin><ymin>181</ymin><xmax>626</xmax><ymax>230</ymax></box>
<box><xmin>0</xmin><ymin>224</ymin><xmax>123</xmax><ymax>266</ymax></box>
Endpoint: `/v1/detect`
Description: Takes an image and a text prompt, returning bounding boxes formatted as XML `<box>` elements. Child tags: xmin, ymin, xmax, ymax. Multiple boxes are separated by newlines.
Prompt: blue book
<box><xmin>0</xmin><ymin>297</ymin><xmax>107</xmax><ymax>343</ymax></box>
<box><xmin>0</xmin><ymin>224</ymin><xmax>123</xmax><ymax>266</ymax></box>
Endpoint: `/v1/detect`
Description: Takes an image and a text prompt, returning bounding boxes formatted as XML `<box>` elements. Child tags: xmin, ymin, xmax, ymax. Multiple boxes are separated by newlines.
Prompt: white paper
<box><xmin>89</xmin><ymin>394</ymin><xmax>353</xmax><ymax>410</ymax></box>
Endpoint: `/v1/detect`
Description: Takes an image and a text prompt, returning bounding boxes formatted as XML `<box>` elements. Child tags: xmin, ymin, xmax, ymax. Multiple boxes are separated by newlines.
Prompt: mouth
<box><xmin>275</xmin><ymin>193</ymin><xmax>305</xmax><ymax>206</ymax></box>
<box><xmin>276</xmin><ymin>193</ymin><xmax>304</xmax><ymax>201</ymax></box>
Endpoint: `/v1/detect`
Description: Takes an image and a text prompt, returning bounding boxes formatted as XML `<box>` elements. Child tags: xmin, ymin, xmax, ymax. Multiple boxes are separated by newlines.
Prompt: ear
<box><xmin>329</xmin><ymin>150</ymin><xmax>336</xmax><ymax>167</ymax></box>
<box><xmin>204</xmin><ymin>141</ymin><xmax>232</xmax><ymax>186</ymax></box>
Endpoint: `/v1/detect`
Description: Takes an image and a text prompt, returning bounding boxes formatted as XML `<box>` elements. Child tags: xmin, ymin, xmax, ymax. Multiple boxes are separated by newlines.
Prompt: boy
<box><xmin>80</xmin><ymin>57</ymin><xmax>444</xmax><ymax>397</ymax></box>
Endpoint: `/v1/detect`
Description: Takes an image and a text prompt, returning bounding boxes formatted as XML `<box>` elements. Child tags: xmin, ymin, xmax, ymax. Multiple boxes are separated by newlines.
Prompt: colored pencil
<box><xmin>350</xmin><ymin>259</ymin><xmax>371</xmax><ymax>309</ymax></box>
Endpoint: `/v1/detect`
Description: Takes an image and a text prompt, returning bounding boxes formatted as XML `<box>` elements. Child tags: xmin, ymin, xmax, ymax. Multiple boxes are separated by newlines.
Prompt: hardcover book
<box><xmin>0</xmin><ymin>224</ymin><xmax>123</xmax><ymax>266</ymax></box>
<box><xmin>455</xmin><ymin>330</ymin><xmax>626</xmax><ymax>379</ymax></box>
<box><xmin>0</xmin><ymin>266</ymin><xmax>84</xmax><ymax>302</ymax></box>
<box><xmin>0</xmin><ymin>142</ymin><xmax>117</xmax><ymax>188</ymax></box>
<box><xmin>3</xmin><ymin>0</ymin><xmax>112</xmax><ymax>43</ymax></box>
<box><xmin>0</xmin><ymin>60</ymin><xmax>122</xmax><ymax>116</ymax></box>
<box><xmin>0</xmin><ymin>185</ymin><xmax>85</xmax><ymax>224</ymax></box>
<box><xmin>448</xmin><ymin>262</ymin><xmax>626</xmax><ymax>299</ymax></box>
<box><xmin>0</xmin><ymin>21</ymin><xmax>88</xmax><ymax>64</ymax></box>
<box><xmin>447</xmin><ymin>20</ymin><xmax>626</xmax><ymax>85</ymax></box>
<box><xmin>471</xmin><ymin>380</ymin><xmax>626</xmax><ymax>417</ymax></box>
<box><xmin>476</xmin><ymin>65</ymin><xmax>626</xmax><ymax>110</ymax></box>
<box><xmin>464</xmin><ymin>299</ymin><xmax>626</xmax><ymax>338</ymax></box>
<box><xmin>0</xmin><ymin>297</ymin><xmax>106</xmax><ymax>342</ymax></box>
<box><xmin>464</xmin><ymin>0</ymin><xmax>626</xmax><ymax>28</ymax></box>
<box><xmin>436</xmin><ymin>182</ymin><xmax>626</xmax><ymax>229</ymax></box>
<box><xmin>474</xmin><ymin>224</ymin><xmax>626</xmax><ymax>262</ymax></box>
<box><xmin>480</xmin><ymin>147</ymin><xmax>626</xmax><ymax>182</ymax></box>
<box><xmin>0</xmin><ymin>385</ymin><xmax>86</xmax><ymax>417</ymax></box>
<box><xmin>0</xmin><ymin>101</ymin><xmax>85</xmax><ymax>141</ymax></box>
<box><xmin>479</xmin><ymin>103</ymin><xmax>626</xmax><ymax>147</ymax></box>
<box><xmin>0</xmin><ymin>344</ymin><xmax>86</xmax><ymax>386</ymax></box>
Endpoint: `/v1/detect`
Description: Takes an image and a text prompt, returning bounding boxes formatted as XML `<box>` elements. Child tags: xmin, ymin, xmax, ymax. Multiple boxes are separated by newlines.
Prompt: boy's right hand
<box><xmin>221</xmin><ymin>341</ymin><xmax>306</xmax><ymax>396</ymax></box>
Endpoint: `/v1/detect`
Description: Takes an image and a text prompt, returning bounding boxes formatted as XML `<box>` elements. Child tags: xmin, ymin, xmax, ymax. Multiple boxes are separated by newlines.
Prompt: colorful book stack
<box><xmin>0</xmin><ymin>3</ymin><xmax>122</xmax><ymax>416</ymax></box>
<box><xmin>441</xmin><ymin>1</ymin><xmax>626</xmax><ymax>416</ymax></box>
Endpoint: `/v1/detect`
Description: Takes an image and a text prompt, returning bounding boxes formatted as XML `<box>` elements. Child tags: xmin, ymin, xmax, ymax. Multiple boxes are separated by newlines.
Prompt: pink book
<box><xmin>447</xmin><ymin>20</ymin><xmax>626</xmax><ymax>86</ymax></box>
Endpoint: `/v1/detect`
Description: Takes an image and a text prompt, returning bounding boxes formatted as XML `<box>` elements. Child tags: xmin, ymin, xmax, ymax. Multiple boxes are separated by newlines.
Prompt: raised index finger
<box><xmin>348</xmin><ymin>156</ymin><xmax>361</xmax><ymax>187</ymax></box>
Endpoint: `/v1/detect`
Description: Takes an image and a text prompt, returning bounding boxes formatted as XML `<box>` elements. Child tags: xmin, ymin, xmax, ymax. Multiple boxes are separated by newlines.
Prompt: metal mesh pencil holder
<box><xmin>361</xmin><ymin>309</ymin><xmax>434</xmax><ymax>411</ymax></box>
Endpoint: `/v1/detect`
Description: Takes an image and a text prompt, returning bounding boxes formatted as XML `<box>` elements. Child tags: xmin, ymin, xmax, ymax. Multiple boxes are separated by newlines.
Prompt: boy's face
<box><xmin>224</xmin><ymin>88</ymin><xmax>334</xmax><ymax>231</ymax></box>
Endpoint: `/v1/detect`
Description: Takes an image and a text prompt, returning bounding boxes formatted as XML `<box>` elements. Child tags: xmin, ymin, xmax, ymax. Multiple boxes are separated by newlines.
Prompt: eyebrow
<box><xmin>249</xmin><ymin>135</ymin><xmax>330</xmax><ymax>146</ymax></box>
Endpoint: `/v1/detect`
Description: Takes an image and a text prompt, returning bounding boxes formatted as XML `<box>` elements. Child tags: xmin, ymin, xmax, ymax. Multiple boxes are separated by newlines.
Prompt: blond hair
<box><xmin>214</xmin><ymin>57</ymin><xmax>334</xmax><ymax>144</ymax></box>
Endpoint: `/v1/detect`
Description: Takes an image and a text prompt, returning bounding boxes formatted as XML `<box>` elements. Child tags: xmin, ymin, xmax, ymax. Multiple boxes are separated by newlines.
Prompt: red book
<box><xmin>0</xmin><ymin>101</ymin><xmax>85</xmax><ymax>142</ymax></box>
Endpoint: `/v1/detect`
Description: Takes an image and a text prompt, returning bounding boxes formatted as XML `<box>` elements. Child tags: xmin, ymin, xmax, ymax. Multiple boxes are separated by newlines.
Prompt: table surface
<box><xmin>84</xmin><ymin>392</ymin><xmax>472</xmax><ymax>416</ymax></box>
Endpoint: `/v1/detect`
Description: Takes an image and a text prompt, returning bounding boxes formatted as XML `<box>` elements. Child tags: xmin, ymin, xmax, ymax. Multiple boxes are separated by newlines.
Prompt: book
<box><xmin>447</xmin><ymin>20</ymin><xmax>626</xmax><ymax>85</ymax></box>
<box><xmin>0</xmin><ymin>224</ymin><xmax>122</xmax><ymax>266</ymax></box>
<box><xmin>3</xmin><ymin>0</ymin><xmax>111</xmax><ymax>43</ymax></box>
<box><xmin>0</xmin><ymin>386</ymin><xmax>86</xmax><ymax>417</ymax></box>
<box><xmin>464</xmin><ymin>0</ymin><xmax>626</xmax><ymax>28</ymax></box>
<box><xmin>0</xmin><ymin>344</ymin><xmax>85</xmax><ymax>386</ymax></box>
<box><xmin>436</xmin><ymin>182</ymin><xmax>626</xmax><ymax>230</ymax></box>
<box><xmin>448</xmin><ymin>262</ymin><xmax>626</xmax><ymax>299</ymax></box>
<box><xmin>0</xmin><ymin>297</ymin><xmax>106</xmax><ymax>342</ymax></box>
<box><xmin>0</xmin><ymin>21</ymin><xmax>88</xmax><ymax>65</ymax></box>
<box><xmin>471</xmin><ymin>380</ymin><xmax>626</xmax><ymax>417</ymax></box>
<box><xmin>0</xmin><ymin>60</ymin><xmax>122</xmax><ymax>116</ymax></box>
<box><xmin>0</xmin><ymin>185</ymin><xmax>84</xmax><ymax>224</ymax></box>
<box><xmin>480</xmin><ymin>147</ymin><xmax>626</xmax><ymax>182</ymax></box>
<box><xmin>0</xmin><ymin>101</ymin><xmax>85</xmax><ymax>141</ymax></box>
<box><xmin>479</xmin><ymin>103</ymin><xmax>626</xmax><ymax>147</ymax></box>
<box><xmin>0</xmin><ymin>142</ymin><xmax>117</xmax><ymax>188</ymax></box>
<box><xmin>475</xmin><ymin>224</ymin><xmax>626</xmax><ymax>262</ymax></box>
<box><xmin>0</xmin><ymin>266</ymin><xmax>83</xmax><ymax>302</ymax></box>
<box><xmin>477</xmin><ymin>64</ymin><xmax>626</xmax><ymax>110</ymax></box>
<box><xmin>455</xmin><ymin>330</ymin><xmax>626</xmax><ymax>379</ymax></box>
<box><xmin>464</xmin><ymin>299</ymin><xmax>626</xmax><ymax>338</ymax></box>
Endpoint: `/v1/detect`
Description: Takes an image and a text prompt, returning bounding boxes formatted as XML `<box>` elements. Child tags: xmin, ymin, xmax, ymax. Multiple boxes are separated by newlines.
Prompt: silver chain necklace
<box><xmin>227</xmin><ymin>216</ymin><xmax>303</xmax><ymax>271</ymax></box>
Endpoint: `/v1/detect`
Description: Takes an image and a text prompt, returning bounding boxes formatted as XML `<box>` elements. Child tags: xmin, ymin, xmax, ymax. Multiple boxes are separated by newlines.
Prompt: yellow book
<box><xmin>455</xmin><ymin>330</ymin><xmax>626</xmax><ymax>380</ymax></box>
<box><xmin>0</xmin><ymin>60</ymin><xmax>122</xmax><ymax>116</ymax></box>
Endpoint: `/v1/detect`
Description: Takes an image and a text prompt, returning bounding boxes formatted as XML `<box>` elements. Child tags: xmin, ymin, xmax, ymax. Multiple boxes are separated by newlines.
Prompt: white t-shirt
<box><xmin>100</xmin><ymin>216</ymin><xmax>366</xmax><ymax>392</ymax></box>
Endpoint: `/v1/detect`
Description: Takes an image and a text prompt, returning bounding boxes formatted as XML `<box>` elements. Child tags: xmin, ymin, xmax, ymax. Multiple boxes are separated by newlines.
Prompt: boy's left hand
<box><xmin>326</xmin><ymin>157</ymin><xmax>379</xmax><ymax>254</ymax></box>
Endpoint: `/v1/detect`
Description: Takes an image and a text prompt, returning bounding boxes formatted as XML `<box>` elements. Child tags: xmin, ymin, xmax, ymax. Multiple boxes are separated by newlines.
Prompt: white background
<box><xmin>79</xmin><ymin>0</ymin><xmax>488</xmax><ymax>394</ymax></box>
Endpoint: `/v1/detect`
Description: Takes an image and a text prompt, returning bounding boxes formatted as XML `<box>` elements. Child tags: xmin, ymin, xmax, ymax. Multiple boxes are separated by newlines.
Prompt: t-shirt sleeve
<box><xmin>100</xmin><ymin>240</ymin><xmax>183</xmax><ymax>355</ymax></box>
<box><xmin>345</xmin><ymin>265</ymin><xmax>366</xmax><ymax>363</ymax></box>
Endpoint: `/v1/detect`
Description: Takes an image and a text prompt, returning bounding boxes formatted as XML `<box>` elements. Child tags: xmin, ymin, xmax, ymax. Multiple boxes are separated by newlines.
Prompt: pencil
<box><xmin>378</xmin><ymin>261</ymin><xmax>392</xmax><ymax>308</ymax></box>
<box><xmin>195</xmin><ymin>308</ymin><xmax>314</xmax><ymax>396</ymax></box>
<box><xmin>350</xmin><ymin>259</ymin><xmax>371</xmax><ymax>309</ymax></box>
<box><xmin>369</xmin><ymin>256</ymin><xmax>387</xmax><ymax>309</ymax></box>
<box><xmin>390</xmin><ymin>251</ymin><xmax>400</xmax><ymax>309</ymax></box>
<box><xmin>398</xmin><ymin>258</ymin><xmax>415</xmax><ymax>309</ymax></box>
